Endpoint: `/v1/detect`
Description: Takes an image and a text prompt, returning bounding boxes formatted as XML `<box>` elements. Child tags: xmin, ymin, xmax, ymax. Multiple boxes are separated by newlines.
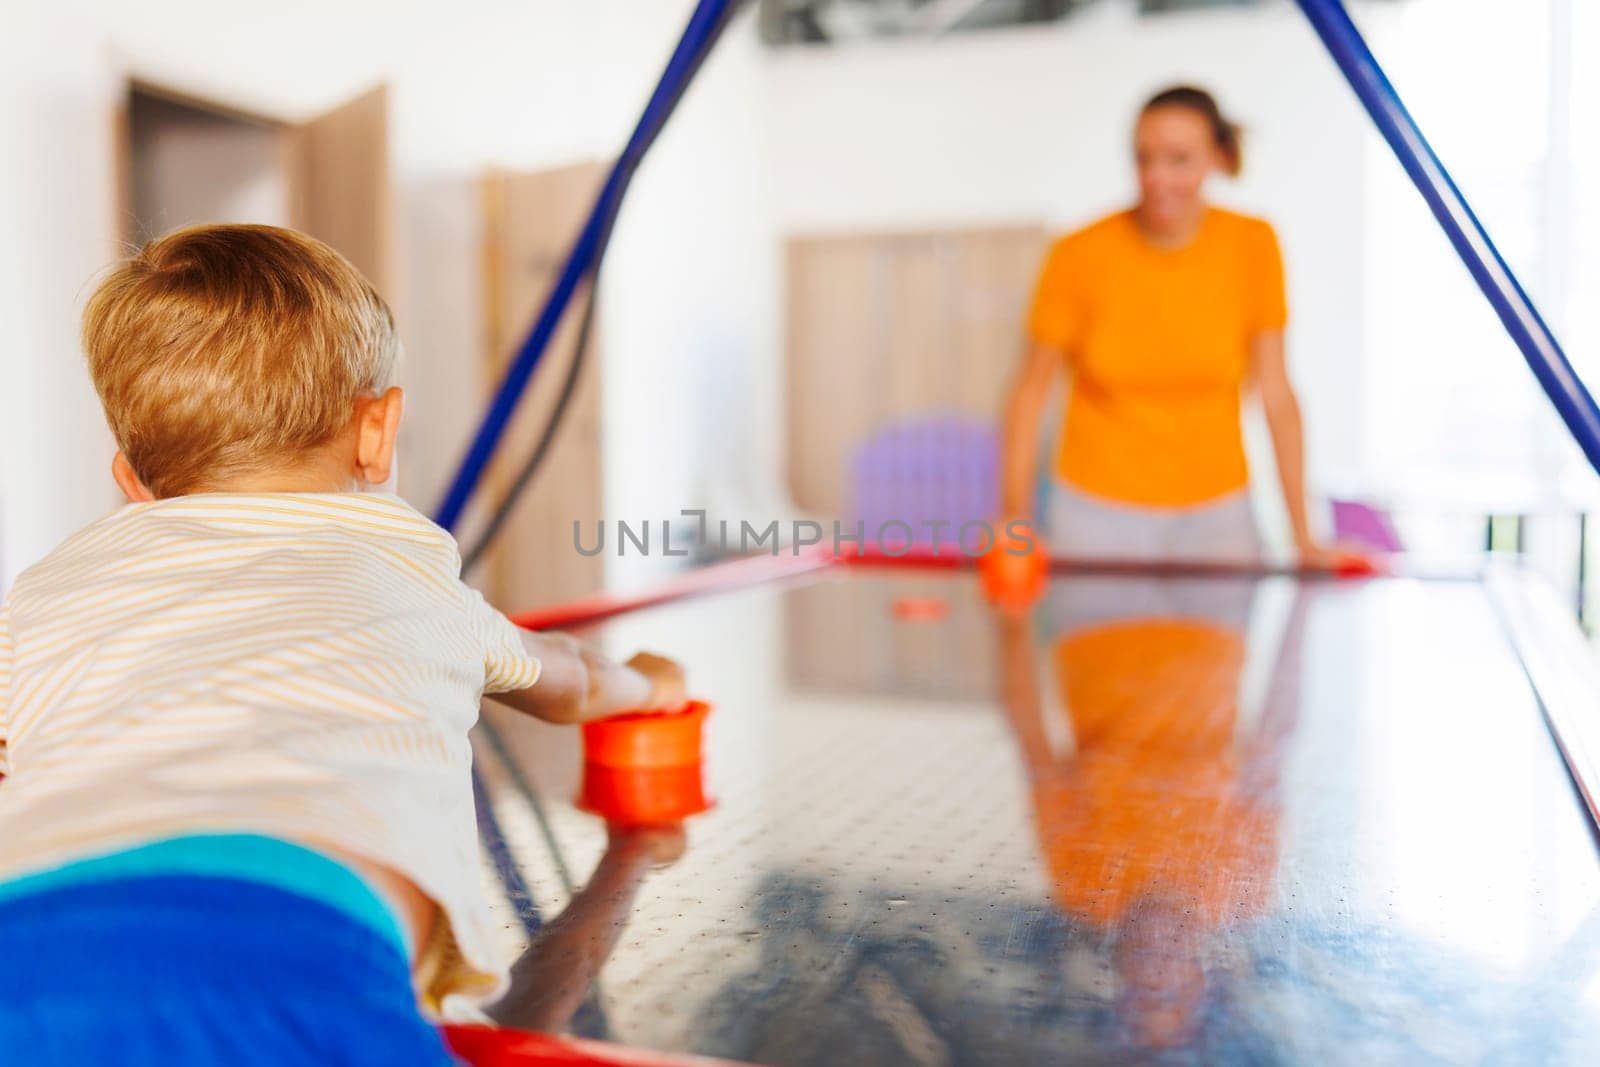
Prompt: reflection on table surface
<box><xmin>473</xmin><ymin>569</ymin><xmax>1600</xmax><ymax>1065</ymax></box>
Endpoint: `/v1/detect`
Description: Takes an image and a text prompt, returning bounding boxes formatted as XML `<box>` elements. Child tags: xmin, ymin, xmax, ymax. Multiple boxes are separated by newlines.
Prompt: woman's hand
<box><xmin>1297</xmin><ymin>540</ymin><xmax>1381</xmax><ymax>576</ymax></box>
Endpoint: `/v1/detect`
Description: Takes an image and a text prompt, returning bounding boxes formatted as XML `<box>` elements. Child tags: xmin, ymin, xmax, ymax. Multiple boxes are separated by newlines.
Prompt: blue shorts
<box><xmin>0</xmin><ymin>837</ymin><xmax>457</xmax><ymax>1065</ymax></box>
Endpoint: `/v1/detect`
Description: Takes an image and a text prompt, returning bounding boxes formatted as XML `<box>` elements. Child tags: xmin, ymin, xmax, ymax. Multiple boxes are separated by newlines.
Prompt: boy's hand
<box><xmin>625</xmin><ymin>652</ymin><xmax>686</xmax><ymax>710</ymax></box>
<box><xmin>499</xmin><ymin>631</ymin><xmax>688</xmax><ymax>724</ymax></box>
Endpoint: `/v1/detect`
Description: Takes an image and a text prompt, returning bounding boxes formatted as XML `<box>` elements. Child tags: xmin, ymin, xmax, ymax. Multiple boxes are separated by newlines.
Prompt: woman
<box><xmin>1002</xmin><ymin>85</ymin><xmax>1355</xmax><ymax>568</ymax></box>
<box><xmin>995</xmin><ymin>575</ymin><xmax>1308</xmax><ymax>1049</ymax></box>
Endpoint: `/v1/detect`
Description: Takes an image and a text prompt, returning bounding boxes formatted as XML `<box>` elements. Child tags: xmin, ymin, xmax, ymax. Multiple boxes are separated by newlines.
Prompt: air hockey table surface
<box><xmin>469</xmin><ymin>558</ymin><xmax>1600</xmax><ymax>1065</ymax></box>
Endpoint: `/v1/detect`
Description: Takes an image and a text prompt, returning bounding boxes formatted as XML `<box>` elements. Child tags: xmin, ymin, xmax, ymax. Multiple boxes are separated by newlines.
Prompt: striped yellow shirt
<box><xmin>0</xmin><ymin>492</ymin><xmax>540</xmax><ymax>1006</ymax></box>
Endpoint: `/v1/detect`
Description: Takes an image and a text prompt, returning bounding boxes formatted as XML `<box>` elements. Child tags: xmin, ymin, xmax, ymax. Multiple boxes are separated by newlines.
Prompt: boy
<box><xmin>0</xmin><ymin>224</ymin><xmax>683</xmax><ymax>1064</ymax></box>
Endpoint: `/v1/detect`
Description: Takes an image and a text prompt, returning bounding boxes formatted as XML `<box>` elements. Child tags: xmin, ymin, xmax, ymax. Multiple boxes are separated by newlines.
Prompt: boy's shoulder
<box><xmin>11</xmin><ymin>493</ymin><xmax>465</xmax><ymax>615</ymax></box>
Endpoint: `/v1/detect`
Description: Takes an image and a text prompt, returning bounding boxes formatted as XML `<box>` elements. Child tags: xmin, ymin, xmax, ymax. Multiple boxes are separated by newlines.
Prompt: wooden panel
<box><xmin>785</xmin><ymin>237</ymin><xmax>880</xmax><ymax>514</ymax></box>
<box><xmin>956</xmin><ymin>229</ymin><xmax>1053</xmax><ymax>416</ymax></box>
<box><xmin>480</xmin><ymin>163</ymin><xmax>607</xmax><ymax>610</ymax></box>
<box><xmin>289</xmin><ymin>85</ymin><xmax>391</xmax><ymax>293</ymax></box>
<box><xmin>883</xmin><ymin>234</ymin><xmax>956</xmax><ymax>419</ymax></box>
<box><xmin>786</xmin><ymin>224</ymin><xmax>1050</xmax><ymax>515</ymax></box>
<box><xmin>783</xmin><ymin>574</ymin><xmax>995</xmax><ymax>701</ymax></box>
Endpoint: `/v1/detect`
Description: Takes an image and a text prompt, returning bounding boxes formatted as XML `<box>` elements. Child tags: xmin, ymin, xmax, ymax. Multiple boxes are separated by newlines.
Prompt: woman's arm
<box><xmin>994</xmin><ymin>612</ymin><xmax>1061</xmax><ymax>777</ymax></box>
<box><xmin>491</xmin><ymin>631</ymin><xmax>685</xmax><ymax>724</ymax></box>
<box><xmin>1251</xmin><ymin>331</ymin><xmax>1367</xmax><ymax>570</ymax></box>
<box><xmin>1251</xmin><ymin>330</ymin><xmax>1316</xmax><ymax>554</ymax></box>
<box><xmin>1000</xmin><ymin>341</ymin><xmax>1066</xmax><ymax>519</ymax></box>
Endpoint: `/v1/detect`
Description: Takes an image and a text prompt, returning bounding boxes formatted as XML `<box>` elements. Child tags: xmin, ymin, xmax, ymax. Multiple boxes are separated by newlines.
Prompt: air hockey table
<box><xmin>460</xmin><ymin>554</ymin><xmax>1600</xmax><ymax>1065</ymax></box>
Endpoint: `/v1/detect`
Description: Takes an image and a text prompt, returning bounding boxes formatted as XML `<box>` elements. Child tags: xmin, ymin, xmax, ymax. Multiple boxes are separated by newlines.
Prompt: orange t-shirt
<box><xmin>1028</xmin><ymin>207</ymin><xmax>1288</xmax><ymax>507</ymax></box>
<box><xmin>1034</xmin><ymin>619</ymin><xmax>1277</xmax><ymax>929</ymax></box>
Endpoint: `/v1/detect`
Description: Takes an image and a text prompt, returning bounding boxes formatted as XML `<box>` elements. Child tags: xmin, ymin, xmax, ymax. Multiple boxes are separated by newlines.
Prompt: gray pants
<box><xmin>1046</xmin><ymin>482</ymin><xmax>1262</xmax><ymax>565</ymax></box>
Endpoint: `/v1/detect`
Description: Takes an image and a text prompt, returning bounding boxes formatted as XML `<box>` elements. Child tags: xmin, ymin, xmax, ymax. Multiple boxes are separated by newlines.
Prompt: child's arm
<box><xmin>488</xmin><ymin>823</ymin><xmax>684</xmax><ymax>1031</ymax></box>
<box><xmin>490</xmin><ymin>630</ymin><xmax>685</xmax><ymax>725</ymax></box>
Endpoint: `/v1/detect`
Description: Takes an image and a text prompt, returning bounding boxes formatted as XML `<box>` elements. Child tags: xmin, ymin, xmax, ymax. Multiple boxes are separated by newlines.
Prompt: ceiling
<box><xmin>756</xmin><ymin>0</ymin><xmax>1266</xmax><ymax>45</ymax></box>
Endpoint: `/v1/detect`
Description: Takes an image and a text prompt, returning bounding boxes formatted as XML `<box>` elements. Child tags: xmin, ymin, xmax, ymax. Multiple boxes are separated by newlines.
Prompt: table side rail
<box><xmin>1488</xmin><ymin>561</ymin><xmax>1600</xmax><ymax>833</ymax></box>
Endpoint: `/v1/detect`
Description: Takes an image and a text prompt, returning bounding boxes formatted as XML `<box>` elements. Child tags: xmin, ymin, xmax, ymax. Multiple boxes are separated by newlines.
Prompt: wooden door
<box><xmin>120</xmin><ymin>79</ymin><xmax>391</xmax><ymax>295</ymax></box>
<box><xmin>121</xmin><ymin>80</ymin><xmax>296</xmax><ymax>246</ymax></box>
<box><xmin>478</xmin><ymin>163</ymin><xmax>608</xmax><ymax>610</ymax></box>
<box><xmin>785</xmin><ymin>225</ymin><xmax>1050</xmax><ymax>515</ymax></box>
<box><xmin>288</xmin><ymin>85</ymin><xmax>392</xmax><ymax>295</ymax></box>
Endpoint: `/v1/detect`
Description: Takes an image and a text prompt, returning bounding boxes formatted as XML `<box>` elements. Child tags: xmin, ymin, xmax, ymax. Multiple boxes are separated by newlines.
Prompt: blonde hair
<box><xmin>82</xmin><ymin>224</ymin><xmax>398</xmax><ymax>497</ymax></box>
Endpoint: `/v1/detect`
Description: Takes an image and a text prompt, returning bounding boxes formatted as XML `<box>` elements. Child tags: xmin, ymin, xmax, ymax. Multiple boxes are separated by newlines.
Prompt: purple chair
<box><xmin>849</xmin><ymin>423</ymin><xmax>1400</xmax><ymax>558</ymax></box>
<box><xmin>848</xmin><ymin>417</ymin><xmax>999</xmax><ymax>553</ymax></box>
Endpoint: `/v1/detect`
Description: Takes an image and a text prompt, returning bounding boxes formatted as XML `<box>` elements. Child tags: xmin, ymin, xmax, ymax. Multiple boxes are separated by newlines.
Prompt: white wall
<box><xmin>0</xmin><ymin>3</ymin><xmax>121</xmax><ymax>586</ymax></box>
<box><xmin>599</xmin><ymin>18</ymin><xmax>781</xmax><ymax>589</ymax></box>
<box><xmin>0</xmin><ymin>0</ymin><xmax>776</xmax><ymax>595</ymax></box>
<box><xmin>382</xmin><ymin>2</ymin><xmax>779</xmax><ymax>592</ymax></box>
<box><xmin>6</xmin><ymin>0</ymin><xmax>1562</xmax><ymax>589</ymax></box>
<box><xmin>1360</xmin><ymin>0</ymin><xmax>1579</xmax><ymax>492</ymax></box>
<box><xmin>763</xmin><ymin>1</ymin><xmax>1381</xmax><ymax>543</ymax></box>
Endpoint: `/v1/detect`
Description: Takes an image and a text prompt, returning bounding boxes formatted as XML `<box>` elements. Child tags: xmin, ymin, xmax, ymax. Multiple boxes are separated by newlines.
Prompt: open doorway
<box><xmin>120</xmin><ymin>80</ymin><xmax>391</xmax><ymax>293</ymax></box>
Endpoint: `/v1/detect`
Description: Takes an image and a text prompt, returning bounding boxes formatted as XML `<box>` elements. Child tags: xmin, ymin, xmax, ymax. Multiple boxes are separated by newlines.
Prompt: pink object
<box><xmin>1330</xmin><ymin>499</ymin><xmax>1403</xmax><ymax>554</ymax></box>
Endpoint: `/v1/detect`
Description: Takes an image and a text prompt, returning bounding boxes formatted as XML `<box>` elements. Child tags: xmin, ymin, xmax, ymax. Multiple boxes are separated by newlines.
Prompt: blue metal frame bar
<box><xmin>1295</xmin><ymin>0</ymin><xmax>1600</xmax><ymax>476</ymax></box>
<box><xmin>434</xmin><ymin>0</ymin><xmax>740</xmax><ymax>532</ymax></box>
<box><xmin>471</xmin><ymin>763</ymin><xmax>542</xmax><ymax>937</ymax></box>
<box><xmin>449</xmin><ymin>0</ymin><xmax>740</xmax><ymax>943</ymax></box>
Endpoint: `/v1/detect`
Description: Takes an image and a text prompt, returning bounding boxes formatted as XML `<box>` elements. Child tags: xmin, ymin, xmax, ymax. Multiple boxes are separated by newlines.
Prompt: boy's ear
<box><xmin>112</xmin><ymin>453</ymin><xmax>154</xmax><ymax>503</ymax></box>
<box><xmin>354</xmin><ymin>387</ymin><xmax>405</xmax><ymax>489</ymax></box>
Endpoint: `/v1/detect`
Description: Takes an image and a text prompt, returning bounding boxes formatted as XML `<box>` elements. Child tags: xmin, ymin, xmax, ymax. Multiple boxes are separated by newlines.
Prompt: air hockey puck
<box><xmin>891</xmin><ymin>596</ymin><xmax>949</xmax><ymax>621</ymax></box>
<box><xmin>582</xmin><ymin>700</ymin><xmax>710</xmax><ymax>769</ymax></box>
<box><xmin>577</xmin><ymin>761</ymin><xmax>713</xmax><ymax>827</ymax></box>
